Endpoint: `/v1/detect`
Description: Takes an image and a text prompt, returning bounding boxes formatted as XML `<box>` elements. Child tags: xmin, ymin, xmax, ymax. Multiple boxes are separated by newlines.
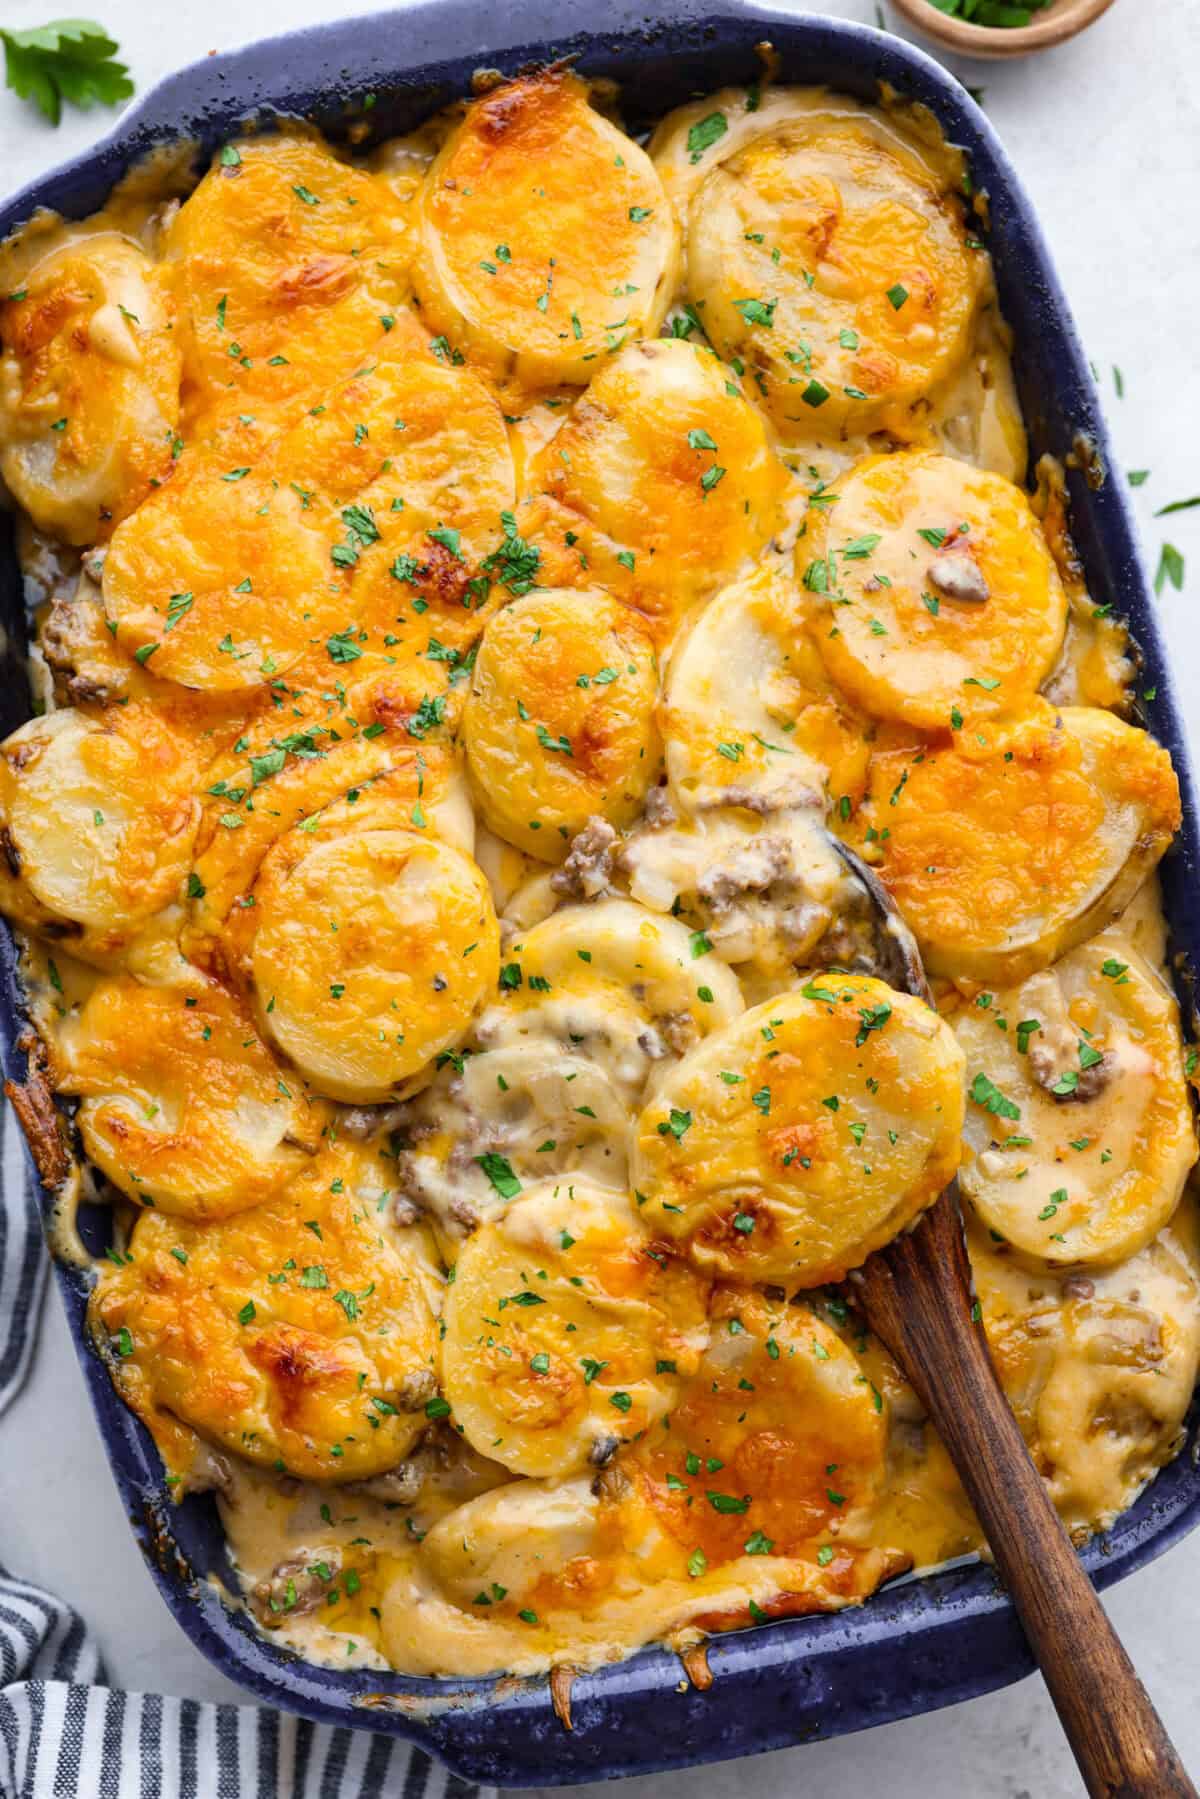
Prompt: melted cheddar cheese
<box><xmin>0</xmin><ymin>71</ymin><xmax>1195</xmax><ymax>1689</ymax></box>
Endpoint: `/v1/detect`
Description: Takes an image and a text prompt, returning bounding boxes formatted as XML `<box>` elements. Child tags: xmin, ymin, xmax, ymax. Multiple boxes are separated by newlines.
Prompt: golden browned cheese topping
<box><xmin>164</xmin><ymin>135</ymin><xmax>420</xmax><ymax>437</ymax></box>
<box><xmin>0</xmin><ymin>74</ymin><xmax>1195</xmax><ymax>1684</ymax></box>
<box><xmin>859</xmin><ymin>702</ymin><xmax>1181</xmax><ymax>982</ymax></box>
<box><xmin>683</xmin><ymin>111</ymin><xmax>983</xmax><ymax>443</ymax></box>
<box><xmin>414</xmin><ymin>70</ymin><xmax>679</xmax><ymax>389</ymax></box>
<box><xmin>464</xmin><ymin>588</ymin><xmax>661</xmax><ymax>859</ymax></box>
<box><xmin>92</xmin><ymin>1139</ymin><xmax>439</xmax><ymax>1482</ymax></box>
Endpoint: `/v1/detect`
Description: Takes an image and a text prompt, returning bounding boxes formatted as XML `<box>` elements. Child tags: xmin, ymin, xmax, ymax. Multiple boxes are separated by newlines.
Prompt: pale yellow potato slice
<box><xmin>955</xmin><ymin>937</ymin><xmax>1196</xmax><ymax>1269</ymax></box>
<box><xmin>187</xmin><ymin>740</ymin><xmax>472</xmax><ymax>949</ymax></box>
<box><xmin>250</xmin><ymin>829</ymin><xmax>499</xmax><ymax>1102</ymax></box>
<box><xmin>973</xmin><ymin>1204</ymin><xmax>1200</xmax><ymax>1536</ymax></box>
<box><xmin>463</xmin><ymin>588</ymin><xmax>660</xmax><ymax>860</ymax></box>
<box><xmin>420</xmin><ymin>1475</ymin><xmax>600</xmax><ymax>1613</ymax></box>
<box><xmin>0</xmin><ymin>233</ymin><xmax>180</xmax><ymax>543</ymax></box>
<box><xmin>441</xmin><ymin>1179</ymin><xmax>709</xmax><ymax>1476</ymax></box>
<box><xmin>414</xmin><ymin>71</ymin><xmax>679</xmax><ymax>387</ymax></box>
<box><xmin>396</xmin><ymin>1041</ymin><xmax>630</xmax><ymax>1244</ymax></box>
<box><xmin>861</xmin><ymin>703</ymin><xmax>1182</xmax><ymax>983</ymax></box>
<box><xmin>805</xmin><ymin>451</ymin><xmax>1067</xmax><ymax>730</ymax></box>
<box><xmin>617</xmin><ymin>805</ymin><xmax>860</xmax><ymax>1001</ymax></box>
<box><xmin>0</xmin><ymin>705</ymin><xmax>198</xmax><ymax>954</ymax></box>
<box><xmin>661</xmin><ymin>562</ymin><xmax>870</xmax><ymax>816</ymax></box>
<box><xmin>89</xmin><ymin>1145</ymin><xmax>439</xmax><ymax>1483</ymax></box>
<box><xmin>633</xmin><ymin>977</ymin><xmax>965</xmax><ymax>1283</ymax></box>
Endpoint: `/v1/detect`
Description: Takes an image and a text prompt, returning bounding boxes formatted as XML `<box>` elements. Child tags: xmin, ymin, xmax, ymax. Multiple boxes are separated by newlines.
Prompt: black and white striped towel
<box><xmin>0</xmin><ymin>1104</ymin><xmax>491</xmax><ymax>1799</ymax></box>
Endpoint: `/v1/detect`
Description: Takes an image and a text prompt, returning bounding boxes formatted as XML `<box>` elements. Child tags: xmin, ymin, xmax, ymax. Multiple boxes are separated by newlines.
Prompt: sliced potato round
<box><xmin>0</xmin><ymin>233</ymin><xmax>181</xmax><ymax>544</ymax></box>
<box><xmin>249</xmin><ymin>829</ymin><xmax>499</xmax><ymax>1102</ymax></box>
<box><xmin>483</xmin><ymin>897</ymin><xmax>744</xmax><ymax>1101</ymax></box>
<box><xmin>188</xmin><ymin>743</ymin><xmax>469</xmax><ymax>947</ymax></box>
<box><xmin>630</xmin><ymin>1285</ymin><xmax>887</xmax><ymax>1564</ymax></box>
<box><xmin>396</xmin><ymin>1041</ymin><xmax>629</xmax><ymax>1242</ymax></box>
<box><xmin>684</xmin><ymin>104</ymin><xmax>982</xmax><ymax>441</ymax></box>
<box><xmin>102</xmin><ymin>351</ymin><xmax>515</xmax><ymax>691</ymax></box>
<box><xmin>806</xmin><ymin>451</ymin><xmax>1067</xmax><ymax>730</ymax></box>
<box><xmin>0</xmin><ymin>705</ymin><xmax>198</xmax><ymax>949</ymax></box>
<box><xmin>441</xmin><ymin>1179</ymin><xmax>709</xmax><ymax>1476</ymax></box>
<box><xmin>861</xmin><ymin>704</ymin><xmax>1182</xmax><ymax>983</ymax></box>
<box><xmin>166</xmin><ymin>134</ymin><xmax>419</xmax><ymax>435</ymax></box>
<box><xmin>419</xmin><ymin>1475</ymin><xmax>600</xmax><ymax>1614</ymax></box>
<box><xmin>383</xmin><ymin>1451</ymin><xmax>904</xmax><ymax>1675</ymax></box>
<box><xmin>54</xmin><ymin>972</ymin><xmax>325</xmax><ymax>1221</ymax></box>
<box><xmin>633</xmin><ymin>978</ymin><xmax>965</xmax><ymax>1284</ymax></box>
<box><xmin>525</xmin><ymin>338</ymin><xmax>788</xmax><ymax>643</ymax></box>
<box><xmin>463</xmin><ymin>588</ymin><xmax>660</xmax><ymax>860</ymax></box>
<box><xmin>955</xmin><ymin>939</ymin><xmax>1196</xmax><ymax>1269</ymax></box>
<box><xmin>89</xmin><ymin>1162</ymin><xmax>438</xmax><ymax>1483</ymax></box>
<box><xmin>381</xmin><ymin>1475</ymin><xmax>606</xmax><ymax>1677</ymax></box>
<box><xmin>973</xmin><ymin>1209</ymin><xmax>1200</xmax><ymax>1535</ymax></box>
<box><xmin>414</xmin><ymin>71</ymin><xmax>679</xmax><ymax>387</ymax></box>
<box><xmin>662</xmin><ymin>562</ymin><xmax>870</xmax><ymax>816</ymax></box>
<box><xmin>101</xmin><ymin>438</ymin><xmax>346</xmax><ymax>693</ymax></box>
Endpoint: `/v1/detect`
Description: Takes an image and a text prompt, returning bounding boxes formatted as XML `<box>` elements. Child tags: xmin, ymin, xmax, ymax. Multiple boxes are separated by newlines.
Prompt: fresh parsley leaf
<box><xmin>686</xmin><ymin>111</ymin><xmax>727</xmax><ymax>163</ymax></box>
<box><xmin>1</xmin><ymin>18</ymin><xmax>133</xmax><ymax>126</ymax></box>
<box><xmin>476</xmin><ymin>1152</ymin><xmax>521</xmax><ymax>1200</ymax></box>
<box><xmin>1155</xmin><ymin>543</ymin><xmax>1185</xmax><ymax>595</ymax></box>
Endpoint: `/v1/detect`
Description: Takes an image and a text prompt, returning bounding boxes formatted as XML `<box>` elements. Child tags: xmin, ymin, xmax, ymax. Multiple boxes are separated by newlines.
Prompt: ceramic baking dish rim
<box><xmin>1</xmin><ymin>2</ymin><xmax>1197</xmax><ymax>1786</ymax></box>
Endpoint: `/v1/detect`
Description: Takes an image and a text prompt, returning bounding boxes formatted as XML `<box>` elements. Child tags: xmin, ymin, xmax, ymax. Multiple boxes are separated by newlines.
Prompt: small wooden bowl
<box><xmin>889</xmin><ymin>0</ymin><xmax>1118</xmax><ymax>60</ymax></box>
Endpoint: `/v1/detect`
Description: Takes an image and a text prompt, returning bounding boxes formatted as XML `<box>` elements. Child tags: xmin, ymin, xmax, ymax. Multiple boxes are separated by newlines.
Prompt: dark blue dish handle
<box><xmin>1</xmin><ymin>3</ymin><xmax>1197</xmax><ymax>1786</ymax></box>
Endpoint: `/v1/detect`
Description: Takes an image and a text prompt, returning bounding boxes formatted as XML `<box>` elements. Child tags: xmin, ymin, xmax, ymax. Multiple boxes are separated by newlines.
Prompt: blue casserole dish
<box><xmin>2</xmin><ymin>1</ymin><xmax>1197</xmax><ymax>1785</ymax></box>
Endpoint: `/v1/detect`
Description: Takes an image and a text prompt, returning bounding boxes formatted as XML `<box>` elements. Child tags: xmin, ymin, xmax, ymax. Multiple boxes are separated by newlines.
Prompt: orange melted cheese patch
<box><xmin>101</xmin><ymin>350</ymin><xmax>516</xmax><ymax>690</ymax></box>
<box><xmin>90</xmin><ymin>1152</ymin><xmax>439</xmax><ymax>1483</ymax></box>
<box><xmin>860</xmin><ymin>703</ymin><xmax>1181</xmax><ymax>982</ymax></box>
<box><xmin>463</xmin><ymin>588</ymin><xmax>660</xmax><ymax>860</ymax></box>
<box><xmin>806</xmin><ymin>451</ymin><xmax>1068</xmax><ymax>730</ymax></box>
<box><xmin>415</xmin><ymin>71</ymin><xmax>679</xmax><ymax>389</ymax></box>
<box><xmin>525</xmin><ymin>338</ymin><xmax>789</xmax><ymax>644</ymax></box>
<box><xmin>631</xmin><ymin>1288</ymin><xmax>887</xmax><ymax>1570</ymax></box>
<box><xmin>247</xmin><ymin>827</ymin><xmax>499</xmax><ymax>1102</ymax></box>
<box><xmin>166</xmin><ymin>135</ymin><xmax>420</xmax><ymax>437</ymax></box>
<box><xmin>54</xmin><ymin>971</ymin><xmax>326</xmax><ymax>1221</ymax></box>
<box><xmin>188</xmin><ymin>742</ymin><xmax>469</xmax><ymax>951</ymax></box>
<box><xmin>0</xmin><ymin>233</ymin><xmax>181</xmax><ymax>544</ymax></box>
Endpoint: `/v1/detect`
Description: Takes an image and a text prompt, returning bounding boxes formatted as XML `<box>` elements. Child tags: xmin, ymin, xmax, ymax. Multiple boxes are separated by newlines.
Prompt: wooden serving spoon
<box><xmin>831</xmin><ymin>841</ymin><xmax>1197</xmax><ymax>1798</ymax></box>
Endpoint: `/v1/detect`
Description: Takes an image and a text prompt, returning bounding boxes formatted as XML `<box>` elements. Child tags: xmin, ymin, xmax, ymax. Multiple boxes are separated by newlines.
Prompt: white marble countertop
<box><xmin>1</xmin><ymin>0</ymin><xmax>1198</xmax><ymax>1792</ymax></box>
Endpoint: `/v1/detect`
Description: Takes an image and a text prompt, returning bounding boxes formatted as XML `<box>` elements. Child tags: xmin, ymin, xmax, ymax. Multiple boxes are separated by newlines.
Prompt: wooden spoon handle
<box><xmin>857</xmin><ymin>1192</ymin><xmax>1196</xmax><ymax>1799</ymax></box>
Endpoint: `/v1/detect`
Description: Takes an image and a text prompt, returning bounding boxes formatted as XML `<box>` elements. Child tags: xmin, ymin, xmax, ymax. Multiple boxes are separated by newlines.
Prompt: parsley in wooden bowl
<box><xmin>888</xmin><ymin>0</ymin><xmax>1118</xmax><ymax>59</ymax></box>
